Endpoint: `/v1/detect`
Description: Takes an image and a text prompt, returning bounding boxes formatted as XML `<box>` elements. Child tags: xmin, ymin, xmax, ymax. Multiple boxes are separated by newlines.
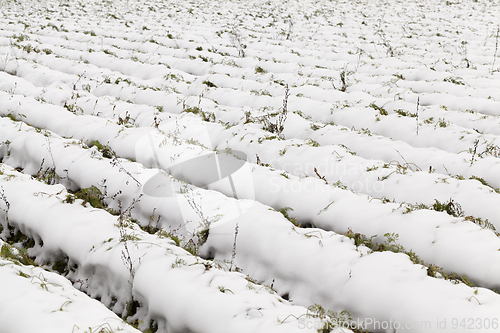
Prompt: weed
<box><xmin>110</xmin><ymin>157</ymin><xmax>142</xmax><ymax>187</ymax></box>
<box><xmin>314</xmin><ymin>167</ymin><xmax>328</xmax><ymax>184</ymax></box>
<box><xmin>443</xmin><ymin>76</ymin><xmax>465</xmax><ymax>85</ymax></box>
<box><xmin>470</xmin><ymin>139</ymin><xmax>479</xmax><ymax>166</ymax></box>
<box><xmin>343</xmin><ymin>228</ymin><xmax>474</xmax><ymax>286</ymax></box>
<box><xmin>337</xmin><ymin>144</ymin><xmax>355</xmax><ymax>156</ymax></box>
<box><xmin>33</xmin><ymin>158</ymin><xmax>60</xmax><ymax>185</ymax></box>
<box><xmin>436</xmin><ymin>118</ymin><xmax>449</xmax><ymax>128</ymax></box>
<box><xmin>426</xmin><ymin>264</ymin><xmax>442</xmax><ymax>278</ymax></box>
<box><xmin>378</xmin><ymin>158</ymin><xmax>421</xmax><ymax>181</ymax></box>
<box><xmin>402</xmin><ymin>202</ymin><xmax>430</xmax><ymax>214</ymax></box>
<box><xmin>117</xmin><ymin>111</ymin><xmax>135</xmax><ymax>127</ymax></box>
<box><xmin>256</xmin><ymin>135</ymin><xmax>279</xmax><ymax>144</ymax></box>
<box><xmin>493</xmin><ymin>25</ymin><xmax>499</xmax><ymax>72</ymax></box>
<box><xmin>52</xmin><ymin>256</ymin><xmax>68</xmax><ymax>274</ymax></box>
<box><xmin>464</xmin><ymin>215</ymin><xmax>497</xmax><ymax>233</ymax></box>
<box><xmin>344</xmin><ymin>228</ymin><xmax>376</xmax><ymax>249</ymax></box>
<box><xmin>255</xmin><ymin>66</ymin><xmax>266</xmax><ymax>74</ymax></box>
<box><xmin>202</xmin><ymin>80</ymin><xmax>217</xmax><ymax>88</ymax></box>
<box><xmin>0</xmin><ymin>243</ymin><xmax>17</xmax><ymax>262</ymax></box>
<box><xmin>6</xmin><ymin>113</ymin><xmax>18</xmax><ymax>122</ymax></box>
<box><xmin>376</xmin><ymin>19</ymin><xmax>395</xmax><ymax>57</ymax></box>
<box><xmin>88</xmin><ymin>140</ymin><xmax>116</xmax><ymax>159</ymax></box>
<box><xmin>114</xmin><ymin>77</ymin><xmax>132</xmax><ymax>85</ymax></box>
<box><xmin>305</xmin><ymin>138</ymin><xmax>320</xmax><ymax>147</ymax></box>
<box><xmin>331</xmin><ymin>180</ymin><xmax>348</xmax><ymax>190</ymax></box>
<box><xmin>310</xmin><ymin>123</ymin><xmax>321</xmax><ymax>131</ymax></box>
<box><xmin>258</xmin><ymin>85</ymin><xmax>290</xmax><ymax>138</ymax></box>
<box><xmin>331</xmin><ymin>65</ymin><xmax>351</xmax><ymax>92</ymax></box>
<box><xmin>458</xmin><ymin>40</ymin><xmax>471</xmax><ymax>68</ymax></box>
<box><xmin>138</xmin><ymin>211</ymin><xmax>161</xmax><ymax>235</ymax></box>
<box><xmin>12</xmin><ymin>34</ymin><xmax>29</xmax><ymax>43</ymax></box>
<box><xmin>103</xmin><ymin>49</ymin><xmax>115</xmax><ymax>56</ymax></box>
<box><xmin>405</xmin><ymin>249</ymin><xmax>424</xmax><ymax>265</ymax></box>
<box><xmin>432</xmin><ymin>199</ymin><xmax>463</xmax><ymax>217</ymax></box>
<box><xmin>469</xmin><ymin>175</ymin><xmax>500</xmax><ymax>194</ymax></box>
<box><xmin>171</xmin><ymin>257</ymin><xmax>187</xmax><ymax>268</ymax></box>
<box><xmin>18</xmin><ymin>271</ymin><xmax>29</xmax><ymax>278</ymax></box>
<box><xmin>375</xmin><ymin>233</ymin><xmax>405</xmax><ymax>252</ymax></box>
<box><xmin>278</xmin><ymin>207</ymin><xmax>300</xmax><ymax>226</ymax></box>
<box><xmin>306</xmin><ymin>304</ymin><xmax>354</xmax><ymax>332</ymax></box>
<box><xmin>292</xmin><ymin>110</ymin><xmax>310</xmax><ymax>120</ymax></box>
<box><xmin>180</xmin><ymin>186</ymin><xmax>221</xmax><ymax>256</ymax></box>
<box><xmin>251</xmin><ymin>89</ymin><xmax>272</xmax><ymax>96</ymax></box>
<box><xmin>183</xmin><ymin>106</ymin><xmax>215</xmax><ymax>122</ymax></box>
<box><xmin>229</xmin><ymin>224</ymin><xmax>239</xmax><ymax>272</ymax></box>
<box><xmin>63</xmin><ymin>100</ymin><xmax>84</xmax><ymax>115</ymax></box>
<box><xmin>394</xmin><ymin>109</ymin><xmax>417</xmax><ymax>117</ymax></box>
<box><xmin>284</xmin><ymin>19</ymin><xmax>293</xmax><ymax>40</ymax></box>
<box><xmin>424</xmin><ymin>117</ymin><xmax>434</xmax><ymax>124</ymax></box>
<box><xmin>278</xmin><ymin>84</ymin><xmax>290</xmax><ymax>137</ymax></box>
<box><xmin>0</xmin><ymin>240</ymin><xmax>35</xmax><ymax>266</ymax></box>
<box><xmin>124</xmin><ymin>299</ymin><xmax>140</xmax><ymax>326</ymax></box>
<box><xmin>229</xmin><ymin>28</ymin><xmax>246</xmax><ymax>57</ymax></box>
<box><xmin>369</xmin><ymin>103</ymin><xmax>388</xmax><ymax>116</ymax></box>
<box><xmin>478</xmin><ymin>143</ymin><xmax>500</xmax><ymax>158</ymax></box>
<box><xmin>68</xmin><ymin>186</ymin><xmax>104</xmax><ymax>208</ymax></box>
<box><xmin>20</xmin><ymin>44</ymin><xmax>41</xmax><ymax>54</ymax></box>
<box><xmin>115</xmin><ymin>198</ymin><xmax>142</xmax><ymax>284</ymax></box>
<box><xmin>218</xmin><ymin>286</ymin><xmax>234</xmax><ymax>294</ymax></box>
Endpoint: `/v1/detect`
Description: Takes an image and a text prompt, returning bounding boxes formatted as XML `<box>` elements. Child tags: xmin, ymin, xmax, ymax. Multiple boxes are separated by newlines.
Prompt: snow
<box><xmin>1</xmin><ymin>0</ymin><xmax>500</xmax><ymax>332</ymax></box>
<box><xmin>0</xmin><ymin>241</ymin><xmax>141</xmax><ymax>333</ymax></box>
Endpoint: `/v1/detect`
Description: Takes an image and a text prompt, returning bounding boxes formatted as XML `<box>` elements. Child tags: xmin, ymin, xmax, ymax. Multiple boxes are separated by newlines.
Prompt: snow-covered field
<box><xmin>1</xmin><ymin>0</ymin><xmax>500</xmax><ymax>332</ymax></box>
